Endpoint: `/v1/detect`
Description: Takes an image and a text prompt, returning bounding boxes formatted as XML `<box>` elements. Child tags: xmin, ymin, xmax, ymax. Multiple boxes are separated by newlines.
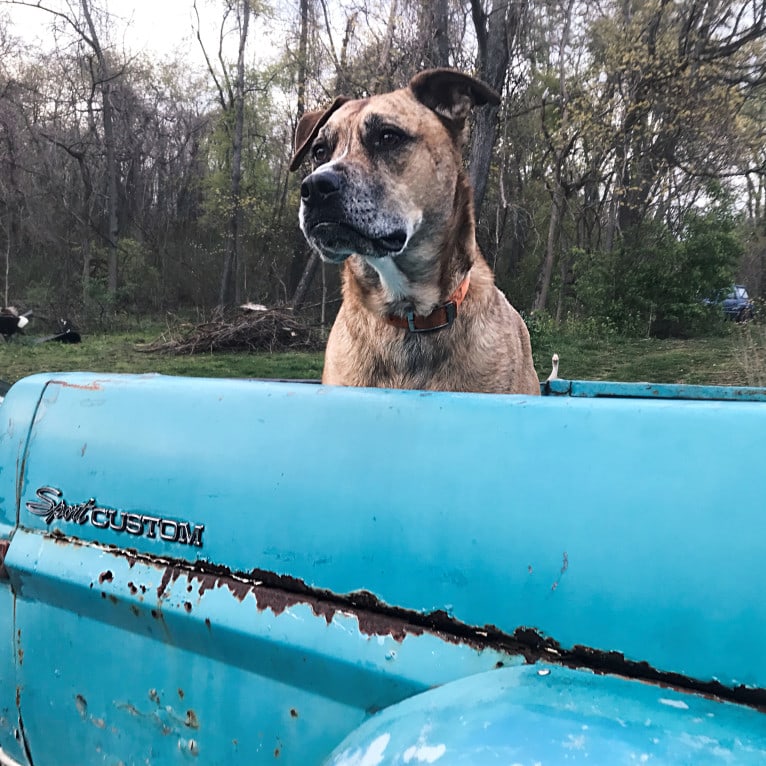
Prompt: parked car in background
<box><xmin>705</xmin><ymin>284</ymin><xmax>755</xmax><ymax>321</ymax></box>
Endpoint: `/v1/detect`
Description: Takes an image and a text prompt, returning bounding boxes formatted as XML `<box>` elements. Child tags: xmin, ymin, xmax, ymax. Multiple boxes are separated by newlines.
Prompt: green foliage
<box><xmin>115</xmin><ymin>239</ymin><xmax>161</xmax><ymax>313</ymax></box>
<box><xmin>572</xmin><ymin>208</ymin><xmax>741</xmax><ymax>337</ymax></box>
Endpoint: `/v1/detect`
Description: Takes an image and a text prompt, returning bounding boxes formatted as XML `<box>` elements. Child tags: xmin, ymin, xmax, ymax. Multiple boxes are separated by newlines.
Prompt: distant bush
<box><xmin>571</xmin><ymin>207</ymin><xmax>741</xmax><ymax>337</ymax></box>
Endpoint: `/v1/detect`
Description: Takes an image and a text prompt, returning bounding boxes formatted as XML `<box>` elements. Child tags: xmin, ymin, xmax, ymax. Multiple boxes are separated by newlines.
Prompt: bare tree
<box><xmin>532</xmin><ymin>0</ymin><xmax>575</xmax><ymax>312</ymax></box>
<box><xmin>194</xmin><ymin>0</ymin><xmax>252</xmax><ymax>310</ymax></box>
<box><xmin>6</xmin><ymin>0</ymin><xmax>122</xmax><ymax>301</ymax></box>
<box><xmin>469</xmin><ymin>0</ymin><xmax>527</xmax><ymax>217</ymax></box>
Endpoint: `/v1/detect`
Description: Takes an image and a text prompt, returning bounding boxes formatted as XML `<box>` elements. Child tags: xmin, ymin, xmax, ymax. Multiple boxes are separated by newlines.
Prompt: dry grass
<box><xmin>734</xmin><ymin>322</ymin><xmax>766</xmax><ymax>387</ymax></box>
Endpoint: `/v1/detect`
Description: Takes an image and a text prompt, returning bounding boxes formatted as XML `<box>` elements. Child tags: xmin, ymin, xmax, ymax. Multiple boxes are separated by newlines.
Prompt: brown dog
<box><xmin>290</xmin><ymin>69</ymin><xmax>539</xmax><ymax>395</ymax></box>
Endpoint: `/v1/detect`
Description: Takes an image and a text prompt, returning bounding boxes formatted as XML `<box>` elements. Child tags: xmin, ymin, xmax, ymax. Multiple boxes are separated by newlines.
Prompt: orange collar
<box><xmin>386</xmin><ymin>272</ymin><xmax>471</xmax><ymax>333</ymax></box>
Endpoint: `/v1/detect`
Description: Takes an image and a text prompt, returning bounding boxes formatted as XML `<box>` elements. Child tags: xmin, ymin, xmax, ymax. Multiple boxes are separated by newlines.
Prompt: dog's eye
<box><xmin>376</xmin><ymin>128</ymin><xmax>405</xmax><ymax>150</ymax></box>
<box><xmin>311</xmin><ymin>143</ymin><xmax>330</xmax><ymax>164</ymax></box>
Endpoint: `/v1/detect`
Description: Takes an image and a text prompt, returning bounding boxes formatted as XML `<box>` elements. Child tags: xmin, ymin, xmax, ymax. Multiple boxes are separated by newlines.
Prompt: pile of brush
<box><xmin>140</xmin><ymin>307</ymin><xmax>321</xmax><ymax>354</ymax></box>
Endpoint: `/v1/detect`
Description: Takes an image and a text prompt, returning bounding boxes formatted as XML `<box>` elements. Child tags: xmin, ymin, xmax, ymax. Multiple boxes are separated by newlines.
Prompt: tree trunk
<box><xmin>533</xmin><ymin>184</ymin><xmax>565</xmax><ymax>312</ymax></box>
<box><xmin>375</xmin><ymin>0</ymin><xmax>399</xmax><ymax>90</ymax></box>
<box><xmin>468</xmin><ymin>0</ymin><xmax>526</xmax><ymax>219</ymax></box>
<box><xmin>296</xmin><ymin>0</ymin><xmax>310</xmax><ymax>120</ymax></box>
<box><xmin>291</xmin><ymin>250</ymin><xmax>320</xmax><ymax>311</ymax></box>
<box><xmin>218</xmin><ymin>0</ymin><xmax>250</xmax><ymax>310</ymax></box>
<box><xmin>533</xmin><ymin>0</ymin><xmax>575</xmax><ymax>312</ymax></box>
<box><xmin>287</xmin><ymin>0</ymin><xmax>316</xmax><ymax>302</ymax></box>
<box><xmin>3</xmin><ymin>213</ymin><xmax>10</xmax><ymax>307</ymax></box>
<box><xmin>80</xmin><ymin>0</ymin><xmax>119</xmax><ymax>301</ymax></box>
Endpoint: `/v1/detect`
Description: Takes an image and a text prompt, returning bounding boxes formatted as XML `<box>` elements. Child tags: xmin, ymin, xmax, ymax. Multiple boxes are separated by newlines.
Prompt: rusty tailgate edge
<box><xmin>44</xmin><ymin>530</ymin><xmax>766</xmax><ymax>713</ymax></box>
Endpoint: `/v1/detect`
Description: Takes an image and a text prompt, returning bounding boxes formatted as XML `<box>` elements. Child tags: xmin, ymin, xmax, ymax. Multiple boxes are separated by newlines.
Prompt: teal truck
<box><xmin>0</xmin><ymin>372</ymin><xmax>764</xmax><ymax>764</ymax></box>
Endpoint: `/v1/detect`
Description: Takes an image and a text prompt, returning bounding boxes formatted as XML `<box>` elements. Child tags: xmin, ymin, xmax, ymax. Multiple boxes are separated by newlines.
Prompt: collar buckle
<box><xmin>405</xmin><ymin>301</ymin><xmax>457</xmax><ymax>333</ymax></box>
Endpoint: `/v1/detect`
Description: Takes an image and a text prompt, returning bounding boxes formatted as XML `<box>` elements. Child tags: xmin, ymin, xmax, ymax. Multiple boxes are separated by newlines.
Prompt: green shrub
<box><xmin>571</xmin><ymin>208</ymin><xmax>741</xmax><ymax>337</ymax></box>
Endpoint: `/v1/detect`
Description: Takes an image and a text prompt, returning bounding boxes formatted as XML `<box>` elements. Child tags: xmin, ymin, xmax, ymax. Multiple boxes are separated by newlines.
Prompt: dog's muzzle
<box><xmin>300</xmin><ymin>167</ymin><xmax>409</xmax><ymax>261</ymax></box>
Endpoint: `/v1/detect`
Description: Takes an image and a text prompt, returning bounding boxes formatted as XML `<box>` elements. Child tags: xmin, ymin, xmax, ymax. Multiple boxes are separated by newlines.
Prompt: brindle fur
<box><xmin>291</xmin><ymin>69</ymin><xmax>539</xmax><ymax>395</ymax></box>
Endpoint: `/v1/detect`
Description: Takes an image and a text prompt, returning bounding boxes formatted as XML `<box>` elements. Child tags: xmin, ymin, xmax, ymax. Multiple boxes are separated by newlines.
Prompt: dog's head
<box><xmin>290</xmin><ymin>69</ymin><xmax>500</xmax><ymax>264</ymax></box>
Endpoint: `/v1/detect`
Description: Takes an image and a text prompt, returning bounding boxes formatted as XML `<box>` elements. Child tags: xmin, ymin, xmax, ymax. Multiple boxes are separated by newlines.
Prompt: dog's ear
<box><xmin>289</xmin><ymin>96</ymin><xmax>349</xmax><ymax>172</ymax></box>
<box><xmin>409</xmin><ymin>68</ymin><xmax>500</xmax><ymax>137</ymax></box>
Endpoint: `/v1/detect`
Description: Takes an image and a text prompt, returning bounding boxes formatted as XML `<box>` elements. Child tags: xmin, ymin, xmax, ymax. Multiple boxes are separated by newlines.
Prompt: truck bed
<box><xmin>1</xmin><ymin>373</ymin><xmax>764</xmax><ymax>764</ymax></box>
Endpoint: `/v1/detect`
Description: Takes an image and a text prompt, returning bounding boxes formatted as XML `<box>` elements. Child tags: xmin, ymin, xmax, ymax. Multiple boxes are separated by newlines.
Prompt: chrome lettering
<box><xmin>25</xmin><ymin>487</ymin><xmax>205</xmax><ymax>548</ymax></box>
<box><xmin>142</xmin><ymin>516</ymin><xmax>160</xmax><ymax>539</ymax></box>
<box><xmin>124</xmin><ymin>513</ymin><xmax>144</xmax><ymax>536</ymax></box>
<box><xmin>107</xmin><ymin>509</ymin><xmax>126</xmax><ymax>532</ymax></box>
<box><xmin>90</xmin><ymin>509</ymin><xmax>109</xmax><ymax>529</ymax></box>
<box><xmin>176</xmin><ymin>522</ymin><xmax>205</xmax><ymax>548</ymax></box>
<box><xmin>26</xmin><ymin>486</ymin><xmax>91</xmax><ymax>525</ymax></box>
<box><xmin>159</xmin><ymin>519</ymin><xmax>178</xmax><ymax>542</ymax></box>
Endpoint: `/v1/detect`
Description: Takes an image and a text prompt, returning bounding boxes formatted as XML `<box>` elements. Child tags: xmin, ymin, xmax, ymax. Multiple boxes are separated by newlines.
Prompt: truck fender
<box><xmin>324</xmin><ymin>665</ymin><xmax>766</xmax><ymax>765</ymax></box>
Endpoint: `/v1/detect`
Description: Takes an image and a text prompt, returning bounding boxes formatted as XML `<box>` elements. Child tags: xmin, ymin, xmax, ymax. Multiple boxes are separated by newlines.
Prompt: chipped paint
<box><xmin>50</xmin><ymin>380</ymin><xmax>104</xmax><ymax>391</ymax></box>
<box><xmin>0</xmin><ymin>541</ymin><xmax>10</xmax><ymax>581</ymax></box>
<box><xmin>334</xmin><ymin>733</ymin><xmax>391</xmax><ymax>766</ymax></box>
<box><xmin>33</xmin><ymin>530</ymin><xmax>766</xmax><ymax>712</ymax></box>
<box><xmin>402</xmin><ymin>739</ymin><xmax>446</xmax><ymax>763</ymax></box>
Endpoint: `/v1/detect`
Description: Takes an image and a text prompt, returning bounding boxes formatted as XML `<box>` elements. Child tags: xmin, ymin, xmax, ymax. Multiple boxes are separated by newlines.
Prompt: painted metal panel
<box><xmin>327</xmin><ymin>665</ymin><xmax>766</xmax><ymax>765</ymax></box>
<box><xmin>0</xmin><ymin>373</ymin><xmax>764</xmax><ymax>762</ymax></box>
<box><xmin>7</xmin><ymin>528</ymin><xmax>511</xmax><ymax>765</ymax></box>
<box><xmin>12</xmin><ymin>373</ymin><xmax>765</xmax><ymax>686</ymax></box>
<box><xmin>0</xmin><ymin>378</ymin><xmax>37</xmax><ymax>763</ymax></box>
<box><xmin>0</xmin><ymin>585</ymin><xmax>29</xmax><ymax>766</ymax></box>
<box><xmin>544</xmin><ymin>377</ymin><xmax>766</xmax><ymax>401</ymax></box>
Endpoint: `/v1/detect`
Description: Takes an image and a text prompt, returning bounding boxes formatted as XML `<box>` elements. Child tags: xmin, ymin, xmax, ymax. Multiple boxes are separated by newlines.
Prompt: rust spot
<box><xmin>148</xmin><ymin>689</ymin><xmax>160</xmax><ymax>704</ymax></box>
<box><xmin>0</xmin><ymin>540</ymin><xmax>10</xmax><ymax>580</ymax></box>
<box><xmin>204</xmin><ymin>618</ymin><xmax>211</xmax><ymax>630</ymax></box>
<box><xmin>185</xmin><ymin>709</ymin><xmax>199</xmax><ymax>729</ymax></box>
<box><xmin>52</xmin><ymin>379</ymin><xmax>102</xmax><ymax>391</ymax></box>
<box><xmin>130</xmin><ymin>605</ymin><xmax>140</xmax><ymax>617</ymax></box>
<box><xmin>157</xmin><ymin>565</ymin><xmax>181</xmax><ymax>599</ymax></box>
<box><xmin>98</xmin><ymin>570</ymin><xmax>113</xmax><ymax>584</ymax></box>
<box><xmin>274</xmin><ymin>748</ymin><xmax>280</xmax><ymax>758</ymax></box>
<box><xmin>178</xmin><ymin>688</ymin><xmax>185</xmax><ymax>700</ymax></box>
<box><xmin>15</xmin><ymin>686</ymin><xmax>21</xmax><ymax>707</ymax></box>
<box><xmin>184</xmin><ymin>602</ymin><xmax>192</xmax><ymax>613</ymax></box>
<box><xmin>75</xmin><ymin>694</ymin><xmax>87</xmax><ymax>718</ymax></box>
<box><xmin>108</xmin><ymin>594</ymin><xmax>118</xmax><ymax>605</ymax></box>
<box><xmin>128</xmin><ymin>582</ymin><xmax>138</xmax><ymax>595</ymax></box>
<box><xmin>151</xmin><ymin>609</ymin><xmax>159</xmax><ymax>619</ymax></box>
<box><xmin>17</xmin><ymin>648</ymin><xmax>23</xmax><ymax>665</ymax></box>
<box><xmin>289</xmin><ymin>708</ymin><xmax>298</xmax><ymax>718</ymax></box>
<box><xmin>551</xmin><ymin>551</ymin><xmax>569</xmax><ymax>591</ymax></box>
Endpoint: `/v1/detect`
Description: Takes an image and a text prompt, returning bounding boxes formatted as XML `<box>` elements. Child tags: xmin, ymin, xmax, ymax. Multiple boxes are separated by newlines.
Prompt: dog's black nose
<box><xmin>301</xmin><ymin>168</ymin><xmax>342</xmax><ymax>205</ymax></box>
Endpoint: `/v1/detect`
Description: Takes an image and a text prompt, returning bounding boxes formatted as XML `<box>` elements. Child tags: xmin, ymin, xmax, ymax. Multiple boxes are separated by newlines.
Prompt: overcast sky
<box><xmin>6</xmin><ymin>1</ymin><xmax>279</xmax><ymax>71</ymax></box>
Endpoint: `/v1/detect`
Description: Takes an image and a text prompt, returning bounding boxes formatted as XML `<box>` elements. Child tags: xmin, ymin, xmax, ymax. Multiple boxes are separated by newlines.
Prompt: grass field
<box><xmin>0</xmin><ymin>321</ymin><xmax>763</xmax><ymax>388</ymax></box>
